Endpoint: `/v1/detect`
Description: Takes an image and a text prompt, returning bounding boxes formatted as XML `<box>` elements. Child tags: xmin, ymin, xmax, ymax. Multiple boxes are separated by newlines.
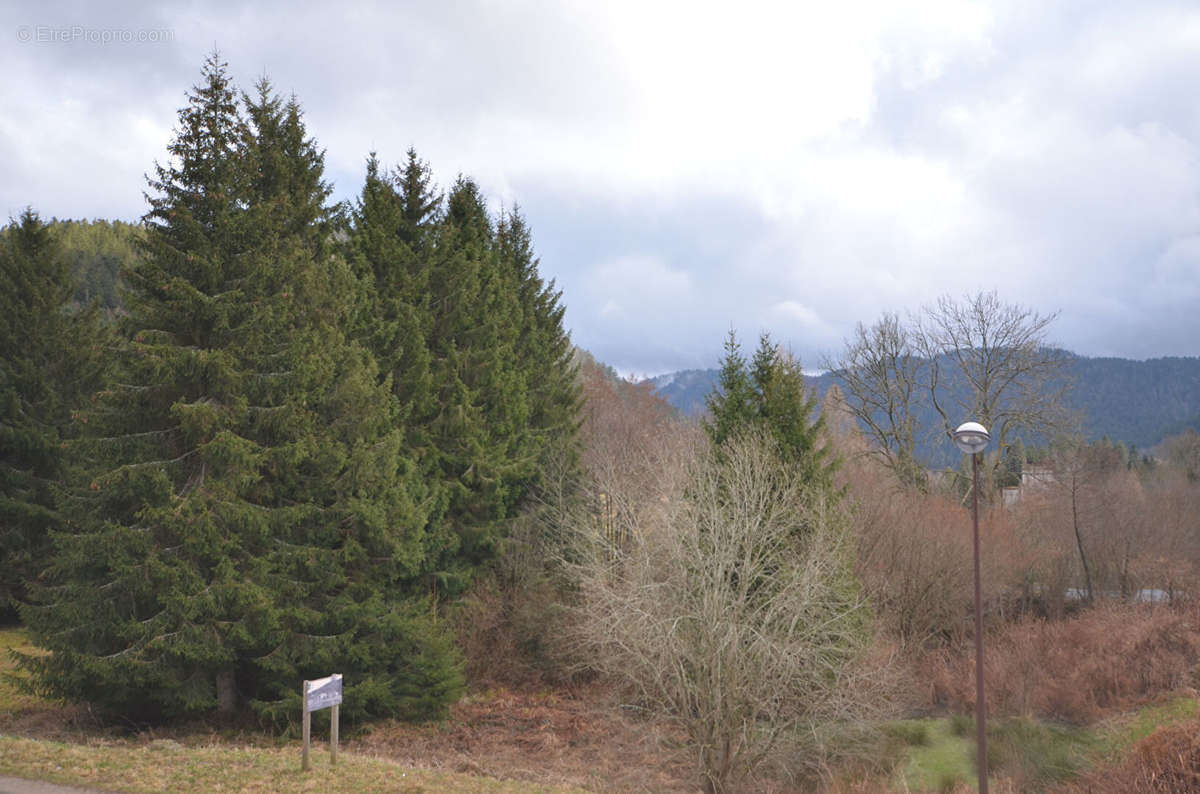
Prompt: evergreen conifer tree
<box><xmin>396</xmin><ymin>148</ymin><xmax>442</xmax><ymax>252</ymax></box>
<box><xmin>347</xmin><ymin>153</ymin><xmax>450</xmax><ymax>589</ymax></box>
<box><xmin>705</xmin><ymin>331</ymin><xmax>836</xmax><ymax>491</ymax></box>
<box><xmin>421</xmin><ymin>177</ymin><xmax>530</xmax><ymax>591</ymax></box>
<box><xmin>704</xmin><ymin>330</ymin><xmax>757</xmax><ymax>447</ymax></box>
<box><xmin>347</xmin><ymin>155</ymin><xmax>579</xmax><ymax>604</ymax></box>
<box><xmin>18</xmin><ymin>56</ymin><xmax>461</xmax><ymax>722</ymax></box>
<box><xmin>497</xmin><ymin>206</ymin><xmax>580</xmax><ymax>477</ymax></box>
<box><xmin>0</xmin><ymin>209</ymin><xmax>105</xmax><ymax>615</ymax></box>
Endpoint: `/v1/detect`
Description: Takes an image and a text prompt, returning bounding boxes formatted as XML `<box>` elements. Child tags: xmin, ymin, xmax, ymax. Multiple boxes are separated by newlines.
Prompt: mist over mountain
<box><xmin>647</xmin><ymin>353</ymin><xmax>1200</xmax><ymax>463</ymax></box>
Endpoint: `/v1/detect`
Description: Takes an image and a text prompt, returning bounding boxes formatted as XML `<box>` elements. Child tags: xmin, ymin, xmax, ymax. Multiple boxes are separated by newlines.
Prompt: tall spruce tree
<box><xmin>705</xmin><ymin>330</ymin><xmax>757</xmax><ymax>447</ymax></box>
<box><xmin>497</xmin><ymin>206</ymin><xmax>580</xmax><ymax>480</ymax></box>
<box><xmin>705</xmin><ymin>331</ymin><xmax>836</xmax><ymax>491</ymax></box>
<box><xmin>347</xmin><ymin>153</ymin><xmax>450</xmax><ymax>589</ymax></box>
<box><xmin>18</xmin><ymin>57</ymin><xmax>461</xmax><ymax>723</ymax></box>
<box><xmin>0</xmin><ymin>210</ymin><xmax>105</xmax><ymax>616</ymax></box>
<box><xmin>349</xmin><ymin>161</ymin><xmax>579</xmax><ymax>602</ymax></box>
<box><xmin>423</xmin><ymin>177</ymin><xmax>530</xmax><ymax>591</ymax></box>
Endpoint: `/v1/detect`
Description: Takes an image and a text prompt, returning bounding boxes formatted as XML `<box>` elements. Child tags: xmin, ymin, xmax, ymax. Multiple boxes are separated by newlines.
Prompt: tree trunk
<box><xmin>1119</xmin><ymin>537</ymin><xmax>1132</xmax><ymax>600</ymax></box>
<box><xmin>1070</xmin><ymin>477</ymin><xmax>1093</xmax><ymax>604</ymax></box>
<box><xmin>216</xmin><ymin>670</ymin><xmax>237</xmax><ymax>715</ymax></box>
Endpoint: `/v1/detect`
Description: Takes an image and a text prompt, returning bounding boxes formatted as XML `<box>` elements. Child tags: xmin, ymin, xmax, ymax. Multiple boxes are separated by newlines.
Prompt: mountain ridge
<box><xmin>645</xmin><ymin>353</ymin><xmax>1200</xmax><ymax>457</ymax></box>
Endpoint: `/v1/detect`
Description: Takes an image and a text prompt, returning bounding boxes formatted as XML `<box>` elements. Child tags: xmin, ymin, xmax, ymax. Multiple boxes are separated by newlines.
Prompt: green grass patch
<box><xmin>985</xmin><ymin>717</ymin><xmax>1097</xmax><ymax>785</ymax></box>
<box><xmin>898</xmin><ymin>719</ymin><xmax>975</xmax><ymax>792</ymax></box>
<box><xmin>0</xmin><ymin>735</ymin><xmax>586</xmax><ymax>794</ymax></box>
<box><xmin>889</xmin><ymin>699</ymin><xmax>1200</xmax><ymax>792</ymax></box>
<box><xmin>896</xmin><ymin>715</ymin><xmax>1095</xmax><ymax>791</ymax></box>
<box><xmin>882</xmin><ymin>719</ymin><xmax>931</xmax><ymax>748</ymax></box>
<box><xmin>1094</xmin><ymin>696</ymin><xmax>1200</xmax><ymax>758</ymax></box>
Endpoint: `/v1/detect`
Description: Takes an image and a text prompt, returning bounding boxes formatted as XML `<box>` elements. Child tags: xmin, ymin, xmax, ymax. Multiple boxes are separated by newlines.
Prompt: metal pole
<box><xmin>302</xmin><ymin>680</ymin><xmax>311</xmax><ymax>772</ymax></box>
<box><xmin>972</xmin><ymin>451</ymin><xmax>988</xmax><ymax>793</ymax></box>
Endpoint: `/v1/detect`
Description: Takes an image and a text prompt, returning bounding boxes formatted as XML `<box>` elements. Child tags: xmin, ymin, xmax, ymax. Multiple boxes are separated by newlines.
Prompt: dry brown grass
<box><xmin>350</xmin><ymin>684</ymin><xmax>697</xmax><ymax>793</ymax></box>
<box><xmin>922</xmin><ymin>603</ymin><xmax>1200</xmax><ymax>724</ymax></box>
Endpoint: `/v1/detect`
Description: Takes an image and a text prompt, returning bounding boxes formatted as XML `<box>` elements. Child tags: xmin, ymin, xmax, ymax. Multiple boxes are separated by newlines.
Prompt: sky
<box><xmin>3</xmin><ymin>1</ymin><xmax>1200</xmax><ymax>376</ymax></box>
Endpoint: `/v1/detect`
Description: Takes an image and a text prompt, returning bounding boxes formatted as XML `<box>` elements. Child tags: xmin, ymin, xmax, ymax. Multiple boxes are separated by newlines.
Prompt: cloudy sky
<box><xmin>3</xmin><ymin>1</ymin><xmax>1200</xmax><ymax>375</ymax></box>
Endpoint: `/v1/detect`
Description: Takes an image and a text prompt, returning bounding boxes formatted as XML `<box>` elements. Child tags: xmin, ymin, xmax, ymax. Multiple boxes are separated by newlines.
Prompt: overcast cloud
<box><xmin>3</xmin><ymin>0</ymin><xmax>1199</xmax><ymax>374</ymax></box>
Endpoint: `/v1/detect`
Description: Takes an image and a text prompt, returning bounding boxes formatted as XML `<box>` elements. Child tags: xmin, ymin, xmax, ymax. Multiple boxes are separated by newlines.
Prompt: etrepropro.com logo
<box><xmin>16</xmin><ymin>25</ymin><xmax>175</xmax><ymax>45</ymax></box>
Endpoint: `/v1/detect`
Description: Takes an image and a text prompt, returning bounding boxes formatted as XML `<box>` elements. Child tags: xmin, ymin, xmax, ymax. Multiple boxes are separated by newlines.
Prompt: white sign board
<box><xmin>306</xmin><ymin>674</ymin><xmax>342</xmax><ymax>712</ymax></box>
<box><xmin>302</xmin><ymin>673</ymin><xmax>343</xmax><ymax>771</ymax></box>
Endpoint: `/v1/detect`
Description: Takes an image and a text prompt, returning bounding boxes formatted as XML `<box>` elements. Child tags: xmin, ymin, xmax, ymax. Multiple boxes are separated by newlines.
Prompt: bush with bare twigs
<box><xmin>845</xmin><ymin>452</ymin><xmax>1033</xmax><ymax>646</ymax></box>
<box><xmin>566</xmin><ymin>431</ymin><xmax>882</xmax><ymax>793</ymax></box>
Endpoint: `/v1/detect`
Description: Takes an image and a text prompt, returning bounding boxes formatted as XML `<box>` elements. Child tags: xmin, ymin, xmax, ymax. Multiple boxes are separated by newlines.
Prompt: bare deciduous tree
<box><xmin>829</xmin><ymin>291</ymin><xmax>1071</xmax><ymax>493</ymax></box>
<box><xmin>823</xmin><ymin>313</ymin><xmax>926</xmax><ymax>488</ymax></box>
<box><xmin>566</xmin><ymin>432</ymin><xmax>872</xmax><ymax>793</ymax></box>
<box><xmin>917</xmin><ymin>291</ymin><xmax>1072</xmax><ymax>491</ymax></box>
<box><xmin>1045</xmin><ymin>441</ymin><xmax>1113</xmax><ymax>604</ymax></box>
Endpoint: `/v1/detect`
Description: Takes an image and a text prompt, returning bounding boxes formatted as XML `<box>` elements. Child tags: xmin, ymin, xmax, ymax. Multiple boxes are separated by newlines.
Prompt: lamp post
<box><xmin>954</xmin><ymin>421</ymin><xmax>990</xmax><ymax>794</ymax></box>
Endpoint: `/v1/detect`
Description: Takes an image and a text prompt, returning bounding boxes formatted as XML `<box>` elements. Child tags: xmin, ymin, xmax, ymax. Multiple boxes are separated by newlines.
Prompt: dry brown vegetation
<box><xmin>1059</xmin><ymin>718</ymin><xmax>1200</xmax><ymax>793</ymax></box>
<box><xmin>923</xmin><ymin>604</ymin><xmax>1200</xmax><ymax>723</ymax></box>
<box><xmin>8</xmin><ymin>347</ymin><xmax>1200</xmax><ymax>792</ymax></box>
<box><xmin>449</xmin><ymin>361</ymin><xmax>1200</xmax><ymax>791</ymax></box>
<box><xmin>350</xmin><ymin>685</ymin><xmax>698</xmax><ymax>792</ymax></box>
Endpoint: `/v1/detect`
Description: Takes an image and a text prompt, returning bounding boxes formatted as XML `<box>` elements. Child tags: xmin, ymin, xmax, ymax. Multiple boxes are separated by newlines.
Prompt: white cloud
<box><xmin>3</xmin><ymin>0</ymin><xmax>1200</xmax><ymax>371</ymax></box>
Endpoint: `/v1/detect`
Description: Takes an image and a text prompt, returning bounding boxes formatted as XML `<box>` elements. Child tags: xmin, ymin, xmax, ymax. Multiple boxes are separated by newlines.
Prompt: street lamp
<box><xmin>954</xmin><ymin>420</ymin><xmax>990</xmax><ymax>794</ymax></box>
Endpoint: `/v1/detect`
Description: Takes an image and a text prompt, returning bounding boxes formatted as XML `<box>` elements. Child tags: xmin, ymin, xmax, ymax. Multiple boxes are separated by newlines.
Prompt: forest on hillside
<box><xmin>6</xmin><ymin>54</ymin><xmax>1200</xmax><ymax>794</ymax></box>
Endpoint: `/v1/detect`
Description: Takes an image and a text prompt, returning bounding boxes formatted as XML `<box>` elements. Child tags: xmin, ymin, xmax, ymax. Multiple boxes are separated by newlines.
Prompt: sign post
<box><xmin>302</xmin><ymin>680</ymin><xmax>311</xmax><ymax>771</ymax></box>
<box><xmin>331</xmin><ymin>700</ymin><xmax>339</xmax><ymax>765</ymax></box>
<box><xmin>301</xmin><ymin>674</ymin><xmax>343</xmax><ymax>771</ymax></box>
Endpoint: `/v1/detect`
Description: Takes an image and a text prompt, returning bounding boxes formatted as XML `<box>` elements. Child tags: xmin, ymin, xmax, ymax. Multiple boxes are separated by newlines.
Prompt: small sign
<box><xmin>306</xmin><ymin>674</ymin><xmax>342</xmax><ymax>711</ymax></box>
<box><xmin>302</xmin><ymin>673</ymin><xmax>343</xmax><ymax>771</ymax></box>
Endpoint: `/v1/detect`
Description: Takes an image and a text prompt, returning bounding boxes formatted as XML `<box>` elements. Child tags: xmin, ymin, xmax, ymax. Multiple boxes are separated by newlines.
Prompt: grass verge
<box><xmin>1094</xmin><ymin>695</ymin><xmax>1200</xmax><ymax>757</ymax></box>
<box><xmin>0</xmin><ymin>629</ymin><xmax>584</xmax><ymax>793</ymax></box>
<box><xmin>0</xmin><ymin>735</ymin><xmax>586</xmax><ymax>794</ymax></box>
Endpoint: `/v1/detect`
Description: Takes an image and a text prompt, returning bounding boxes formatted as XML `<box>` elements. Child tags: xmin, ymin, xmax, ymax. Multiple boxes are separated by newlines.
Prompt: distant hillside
<box><xmin>51</xmin><ymin>218</ymin><xmax>143</xmax><ymax>311</ymax></box>
<box><xmin>1069</xmin><ymin>355</ymin><xmax>1200</xmax><ymax>448</ymax></box>
<box><xmin>647</xmin><ymin>354</ymin><xmax>1200</xmax><ymax>457</ymax></box>
<box><xmin>647</xmin><ymin>369</ymin><xmax>722</xmax><ymax>417</ymax></box>
<box><xmin>647</xmin><ymin>368</ymin><xmax>837</xmax><ymax>419</ymax></box>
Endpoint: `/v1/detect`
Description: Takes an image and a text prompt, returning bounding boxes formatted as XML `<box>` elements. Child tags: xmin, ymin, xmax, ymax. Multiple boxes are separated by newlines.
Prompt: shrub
<box><xmin>949</xmin><ymin>713</ymin><xmax>973</xmax><ymax>737</ymax></box>
<box><xmin>567</xmin><ymin>432</ymin><xmax>874</xmax><ymax>794</ymax></box>
<box><xmin>924</xmin><ymin>603</ymin><xmax>1200</xmax><ymax>724</ymax></box>
<box><xmin>847</xmin><ymin>459</ymin><xmax>1033</xmax><ymax>647</ymax></box>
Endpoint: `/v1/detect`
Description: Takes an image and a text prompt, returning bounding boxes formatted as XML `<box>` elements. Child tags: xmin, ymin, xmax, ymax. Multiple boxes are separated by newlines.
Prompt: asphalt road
<box><xmin>0</xmin><ymin>777</ymin><xmax>113</xmax><ymax>794</ymax></box>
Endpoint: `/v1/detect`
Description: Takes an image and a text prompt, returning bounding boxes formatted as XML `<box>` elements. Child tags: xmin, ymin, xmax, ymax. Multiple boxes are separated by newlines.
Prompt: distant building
<box><xmin>1001</xmin><ymin>464</ymin><xmax>1056</xmax><ymax>506</ymax></box>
